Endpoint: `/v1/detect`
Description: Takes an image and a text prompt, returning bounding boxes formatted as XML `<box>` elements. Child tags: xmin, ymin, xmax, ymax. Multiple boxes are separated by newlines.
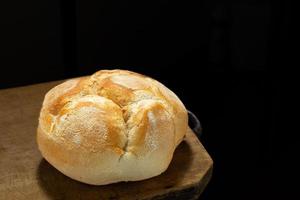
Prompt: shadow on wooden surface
<box><xmin>37</xmin><ymin>141</ymin><xmax>193</xmax><ymax>200</ymax></box>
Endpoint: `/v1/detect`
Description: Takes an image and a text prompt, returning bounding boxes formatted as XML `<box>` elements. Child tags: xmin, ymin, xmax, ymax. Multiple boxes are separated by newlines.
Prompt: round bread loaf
<box><xmin>37</xmin><ymin>69</ymin><xmax>188</xmax><ymax>185</ymax></box>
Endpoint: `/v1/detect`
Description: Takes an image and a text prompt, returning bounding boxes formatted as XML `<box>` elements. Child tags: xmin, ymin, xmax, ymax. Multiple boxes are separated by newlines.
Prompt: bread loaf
<box><xmin>37</xmin><ymin>69</ymin><xmax>188</xmax><ymax>185</ymax></box>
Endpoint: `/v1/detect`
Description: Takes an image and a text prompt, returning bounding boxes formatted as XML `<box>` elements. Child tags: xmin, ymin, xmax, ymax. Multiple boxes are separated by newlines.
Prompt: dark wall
<box><xmin>76</xmin><ymin>1</ymin><xmax>208</xmax><ymax>75</ymax></box>
<box><xmin>1</xmin><ymin>1</ymin><xmax>289</xmax><ymax>86</ymax></box>
<box><xmin>0</xmin><ymin>1</ymin><xmax>290</xmax><ymax>199</ymax></box>
<box><xmin>0</xmin><ymin>1</ymin><xmax>64</xmax><ymax>88</ymax></box>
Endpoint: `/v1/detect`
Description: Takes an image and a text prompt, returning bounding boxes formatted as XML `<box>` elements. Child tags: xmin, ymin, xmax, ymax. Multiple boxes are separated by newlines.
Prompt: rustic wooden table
<box><xmin>0</xmin><ymin>80</ymin><xmax>213</xmax><ymax>200</ymax></box>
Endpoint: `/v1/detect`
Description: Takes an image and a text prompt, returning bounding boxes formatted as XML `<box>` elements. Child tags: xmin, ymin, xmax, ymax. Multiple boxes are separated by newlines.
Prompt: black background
<box><xmin>0</xmin><ymin>1</ymin><xmax>291</xmax><ymax>199</ymax></box>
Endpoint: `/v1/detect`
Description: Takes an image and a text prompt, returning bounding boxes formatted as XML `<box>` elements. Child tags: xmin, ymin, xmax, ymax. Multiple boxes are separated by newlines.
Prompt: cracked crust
<box><xmin>37</xmin><ymin>69</ymin><xmax>188</xmax><ymax>185</ymax></box>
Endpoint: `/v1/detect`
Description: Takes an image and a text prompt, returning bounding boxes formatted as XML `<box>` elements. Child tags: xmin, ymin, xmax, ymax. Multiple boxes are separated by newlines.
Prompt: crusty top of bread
<box><xmin>37</xmin><ymin>69</ymin><xmax>188</xmax><ymax>185</ymax></box>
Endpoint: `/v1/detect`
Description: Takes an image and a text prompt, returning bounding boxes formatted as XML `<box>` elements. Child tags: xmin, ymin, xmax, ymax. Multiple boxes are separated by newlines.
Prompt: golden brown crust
<box><xmin>48</xmin><ymin>77</ymin><xmax>88</xmax><ymax>115</ymax></box>
<box><xmin>37</xmin><ymin>69</ymin><xmax>187</xmax><ymax>185</ymax></box>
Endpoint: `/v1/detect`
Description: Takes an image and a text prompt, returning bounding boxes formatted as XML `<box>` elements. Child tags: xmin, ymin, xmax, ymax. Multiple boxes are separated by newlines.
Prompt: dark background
<box><xmin>1</xmin><ymin>1</ymin><xmax>291</xmax><ymax>199</ymax></box>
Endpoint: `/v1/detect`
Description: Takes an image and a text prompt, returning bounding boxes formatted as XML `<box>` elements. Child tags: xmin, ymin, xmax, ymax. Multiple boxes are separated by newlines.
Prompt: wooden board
<box><xmin>0</xmin><ymin>81</ymin><xmax>213</xmax><ymax>200</ymax></box>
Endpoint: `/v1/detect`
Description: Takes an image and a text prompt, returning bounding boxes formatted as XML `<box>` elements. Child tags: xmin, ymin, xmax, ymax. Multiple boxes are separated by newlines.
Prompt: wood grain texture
<box><xmin>0</xmin><ymin>80</ymin><xmax>213</xmax><ymax>200</ymax></box>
